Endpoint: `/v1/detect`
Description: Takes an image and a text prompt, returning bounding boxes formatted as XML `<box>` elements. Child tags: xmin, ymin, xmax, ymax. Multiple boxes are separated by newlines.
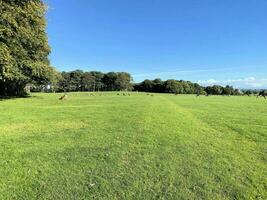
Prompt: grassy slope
<box><xmin>0</xmin><ymin>93</ymin><xmax>266</xmax><ymax>199</ymax></box>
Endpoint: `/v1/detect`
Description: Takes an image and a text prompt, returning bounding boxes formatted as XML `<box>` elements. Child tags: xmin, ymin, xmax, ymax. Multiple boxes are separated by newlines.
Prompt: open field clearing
<box><xmin>0</xmin><ymin>93</ymin><xmax>266</xmax><ymax>199</ymax></box>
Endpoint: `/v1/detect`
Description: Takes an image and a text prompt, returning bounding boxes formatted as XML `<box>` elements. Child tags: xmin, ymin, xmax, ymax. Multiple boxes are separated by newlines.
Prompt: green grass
<box><xmin>0</xmin><ymin>92</ymin><xmax>266</xmax><ymax>200</ymax></box>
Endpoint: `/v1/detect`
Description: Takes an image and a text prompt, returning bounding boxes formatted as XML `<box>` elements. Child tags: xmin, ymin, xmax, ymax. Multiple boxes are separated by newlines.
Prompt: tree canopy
<box><xmin>134</xmin><ymin>79</ymin><xmax>206</xmax><ymax>94</ymax></box>
<box><xmin>55</xmin><ymin>71</ymin><xmax>133</xmax><ymax>92</ymax></box>
<box><xmin>133</xmin><ymin>79</ymin><xmax>243</xmax><ymax>95</ymax></box>
<box><xmin>0</xmin><ymin>0</ymin><xmax>58</xmax><ymax>96</ymax></box>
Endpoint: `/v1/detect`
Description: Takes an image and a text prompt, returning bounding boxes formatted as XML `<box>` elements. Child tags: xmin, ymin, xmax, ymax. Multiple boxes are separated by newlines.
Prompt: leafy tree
<box><xmin>69</xmin><ymin>70</ymin><xmax>83</xmax><ymax>91</ymax></box>
<box><xmin>222</xmin><ymin>85</ymin><xmax>234</xmax><ymax>95</ymax></box>
<box><xmin>165</xmin><ymin>79</ymin><xmax>183</xmax><ymax>94</ymax></box>
<box><xmin>259</xmin><ymin>90</ymin><xmax>267</xmax><ymax>96</ymax></box>
<box><xmin>233</xmin><ymin>89</ymin><xmax>241</xmax><ymax>96</ymax></box>
<box><xmin>57</xmin><ymin>72</ymin><xmax>71</xmax><ymax>92</ymax></box>
<box><xmin>180</xmin><ymin>81</ymin><xmax>191</xmax><ymax>94</ymax></box>
<box><xmin>195</xmin><ymin>86</ymin><xmax>206</xmax><ymax>95</ymax></box>
<box><xmin>81</xmin><ymin>72</ymin><xmax>95</xmax><ymax>91</ymax></box>
<box><xmin>135</xmin><ymin>79</ymin><xmax>205</xmax><ymax>94</ymax></box>
<box><xmin>244</xmin><ymin>90</ymin><xmax>252</xmax><ymax>96</ymax></box>
<box><xmin>90</xmin><ymin>71</ymin><xmax>104</xmax><ymax>91</ymax></box>
<box><xmin>165</xmin><ymin>80</ymin><xmax>179</xmax><ymax>93</ymax></box>
<box><xmin>55</xmin><ymin>71</ymin><xmax>133</xmax><ymax>92</ymax></box>
<box><xmin>0</xmin><ymin>0</ymin><xmax>58</xmax><ymax>96</ymax></box>
<box><xmin>205</xmin><ymin>86</ymin><xmax>213</xmax><ymax>95</ymax></box>
<box><xmin>138</xmin><ymin>79</ymin><xmax>154</xmax><ymax>92</ymax></box>
<box><xmin>115</xmin><ymin>72</ymin><xmax>133</xmax><ymax>91</ymax></box>
<box><xmin>152</xmin><ymin>78</ymin><xmax>164</xmax><ymax>93</ymax></box>
<box><xmin>205</xmin><ymin>85</ymin><xmax>223</xmax><ymax>95</ymax></box>
<box><xmin>102</xmin><ymin>72</ymin><xmax>118</xmax><ymax>91</ymax></box>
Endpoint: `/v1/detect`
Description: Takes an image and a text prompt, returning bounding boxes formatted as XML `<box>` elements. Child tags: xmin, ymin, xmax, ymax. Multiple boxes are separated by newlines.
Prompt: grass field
<box><xmin>0</xmin><ymin>92</ymin><xmax>266</xmax><ymax>200</ymax></box>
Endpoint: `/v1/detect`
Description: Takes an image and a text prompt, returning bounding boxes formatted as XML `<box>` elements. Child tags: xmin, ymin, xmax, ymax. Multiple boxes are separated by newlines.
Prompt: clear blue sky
<box><xmin>45</xmin><ymin>0</ymin><xmax>267</xmax><ymax>88</ymax></box>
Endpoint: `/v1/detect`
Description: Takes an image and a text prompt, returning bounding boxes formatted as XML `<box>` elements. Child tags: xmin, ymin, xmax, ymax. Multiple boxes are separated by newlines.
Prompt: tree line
<box><xmin>134</xmin><ymin>79</ymin><xmax>243</xmax><ymax>95</ymax></box>
<box><xmin>30</xmin><ymin>70</ymin><xmax>252</xmax><ymax>96</ymax></box>
<box><xmin>134</xmin><ymin>79</ymin><xmax>204</xmax><ymax>94</ymax></box>
<box><xmin>31</xmin><ymin>70</ymin><xmax>133</xmax><ymax>92</ymax></box>
<box><xmin>58</xmin><ymin>70</ymin><xmax>133</xmax><ymax>92</ymax></box>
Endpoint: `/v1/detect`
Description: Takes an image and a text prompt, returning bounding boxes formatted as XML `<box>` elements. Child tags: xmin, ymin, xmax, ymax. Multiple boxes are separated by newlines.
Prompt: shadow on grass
<box><xmin>0</xmin><ymin>94</ymin><xmax>43</xmax><ymax>101</ymax></box>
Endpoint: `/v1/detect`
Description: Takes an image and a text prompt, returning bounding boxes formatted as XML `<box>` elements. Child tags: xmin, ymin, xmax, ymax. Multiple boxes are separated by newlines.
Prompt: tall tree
<box><xmin>81</xmin><ymin>72</ymin><xmax>95</xmax><ymax>91</ymax></box>
<box><xmin>152</xmin><ymin>78</ymin><xmax>164</xmax><ymax>93</ymax></box>
<box><xmin>222</xmin><ymin>85</ymin><xmax>234</xmax><ymax>95</ymax></box>
<box><xmin>165</xmin><ymin>80</ymin><xmax>181</xmax><ymax>94</ymax></box>
<box><xmin>0</xmin><ymin>0</ymin><xmax>58</xmax><ymax>96</ymax></box>
<box><xmin>138</xmin><ymin>79</ymin><xmax>154</xmax><ymax>92</ymax></box>
<box><xmin>69</xmin><ymin>70</ymin><xmax>83</xmax><ymax>91</ymax></box>
<box><xmin>115</xmin><ymin>72</ymin><xmax>133</xmax><ymax>91</ymax></box>
<box><xmin>102</xmin><ymin>72</ymin><xmax>118</xmax><ymax>91</ymax></box>
<box><xmin>90</xmin><ymin>71</ymin><xmax>104</xmax><ymax>91</ymax></box>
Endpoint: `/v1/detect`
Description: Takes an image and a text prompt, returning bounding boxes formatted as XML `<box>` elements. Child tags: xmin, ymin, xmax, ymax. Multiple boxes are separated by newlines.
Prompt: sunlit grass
<box><xmin>0</xmin><ymin>92</ymin><xmax>266</xmax><ymax>199</ymax></box>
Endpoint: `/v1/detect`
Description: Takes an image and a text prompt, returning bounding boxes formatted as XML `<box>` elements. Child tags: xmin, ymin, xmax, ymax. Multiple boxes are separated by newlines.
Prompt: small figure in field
<box><xmin>59</xmin><ymin>94</ymin><xmax>67</xmax><ymax>100</ymax></box>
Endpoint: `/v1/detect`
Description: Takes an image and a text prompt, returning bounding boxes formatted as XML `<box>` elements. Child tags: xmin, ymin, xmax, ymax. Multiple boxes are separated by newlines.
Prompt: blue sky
<box><xmin>45</xmin><ymin>0</ymin><xmax>267</xmax><ymax>88</ymax></box>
